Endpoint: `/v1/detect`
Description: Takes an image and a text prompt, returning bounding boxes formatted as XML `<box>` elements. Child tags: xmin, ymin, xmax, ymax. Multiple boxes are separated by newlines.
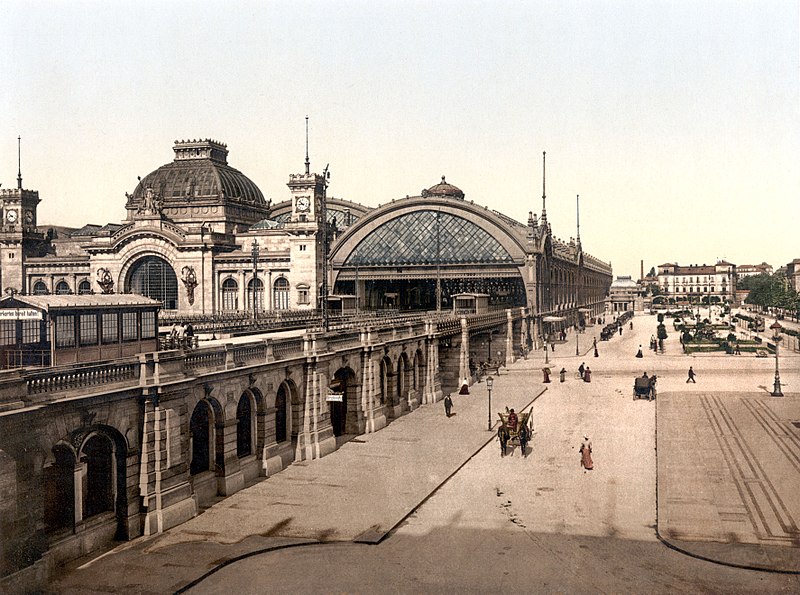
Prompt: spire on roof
<box><xmin>305</xmin><ymin>116</ymin><xmax>310</xmax><ymax>175</ymax></box>
<box><xmin>17</xmin><ymin>136</ymin><xmax>22</xmax><ymax>190</ymax></box>
<box><xmin>541</xmin><ymin>151</ymin><xmax>547</xmax><ymax>224</ymax></box>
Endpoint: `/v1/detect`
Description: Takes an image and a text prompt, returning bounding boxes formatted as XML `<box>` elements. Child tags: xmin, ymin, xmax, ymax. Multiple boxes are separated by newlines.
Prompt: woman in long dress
<box><xmin>580</xmin><ymin>435</ymin><xmax>593</xmax><ymax>470</ymax></box>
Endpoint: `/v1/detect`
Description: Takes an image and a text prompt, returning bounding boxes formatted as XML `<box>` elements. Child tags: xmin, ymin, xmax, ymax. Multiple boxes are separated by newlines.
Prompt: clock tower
<box><xmin>0</xmin><ymin>186</ymin><xmax>42</xmax><ymax>296</ymax></box>
<box><xmin>1</xmin><ymin>139</ymin><xmax>42</xmax><ymax>295</ymax></box>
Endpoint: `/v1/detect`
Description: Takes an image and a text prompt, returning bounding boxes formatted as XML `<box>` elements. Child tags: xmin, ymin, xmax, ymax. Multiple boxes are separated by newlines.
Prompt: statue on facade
<box><xmin>139</xmin><ymin>187</ymin><xmax>163</xmax><ymax>216</ymax></box>
<box><xmin>181</xmin><ymin>266</ymin><xmax>198</xmax><ymax>305</ymax></box>
<box><xmin>97</xmin><ymin>268</ymin><xmax>114</xmax><ymax>294</ymax></box>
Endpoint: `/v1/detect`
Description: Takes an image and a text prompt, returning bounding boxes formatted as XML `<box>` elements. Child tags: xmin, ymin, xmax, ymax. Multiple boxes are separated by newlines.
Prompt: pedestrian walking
<box><xmin>542</xmin><ymin>367</ymin><xmax>551</xmax><ymax>383</ymax></box>
<box><xmin>580</xmin><ymin>434</ymin><xmax>593</xmax><ymax>470</ymax></box>
<box><xmin>578</xmin><ymin>362</ymin><xmax>585</xmax><ymax>377</ymax></box>
<box><xmin>518</xmin><ymin>424</ymin><xmax>529</xmax><ymax>458</ymax></box>
<box><xmin>619</xmin><ymin>326</ymin><xmax>623</xmax><ymax>336</ymax></box>
<box><xmin>497</xmin><ymin>425</ymin><xmax>509</xmax><ymax>457</ymax></box>
<box><xmin>686</xmin><ymin>366</ymin><xmax>696</xmax><ymax>383</ymax></box>
<box><xmin>636</xmin><ymin>345</ymin><xmax>643</xmax><ymax>358</ymax></box>
<box><xmin>443</xmin><ymin>394</ymin><xmax>453</xmax><ymax>417</ymax></box>
<box><xmin>559</xmin><ymin>367</ymin><xmax>566</xmax><ymax>383</ymax></box>
<box><xmin>459</xmin><ymin>377</ymin><xmax>469</xmax><ymax>395</ymax></box>
<box><xmin>583</xmin><ymin>366</ymin><xmax>592</xmax><ymax>382</ymax></box>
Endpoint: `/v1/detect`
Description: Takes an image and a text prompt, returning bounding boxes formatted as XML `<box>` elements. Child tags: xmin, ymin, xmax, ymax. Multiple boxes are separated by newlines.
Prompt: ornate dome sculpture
<box><xmin>126</xmin><ymin>139</ymin><xmax>267</xmax><ymax>213</ymax></box>
<box><xmin>421</xmin><ymin>176</ymin><xmax>465</xmax><ymax>200</ymax></box>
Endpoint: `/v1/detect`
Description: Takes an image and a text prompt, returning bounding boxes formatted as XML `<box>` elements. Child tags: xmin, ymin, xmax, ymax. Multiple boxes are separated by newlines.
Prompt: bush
<box><xmin>657</xmin><ymin>323</ymin><xmax>668</xmax><ymax>340</ymax></box>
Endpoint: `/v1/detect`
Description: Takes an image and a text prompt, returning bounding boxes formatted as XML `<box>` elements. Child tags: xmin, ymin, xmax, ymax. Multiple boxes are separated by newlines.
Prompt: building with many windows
<box><xmin>0</xmin><ymin>140</ymin><xmax>612</xmax><ymax>336</ymax></box>
<box><xmin>656</xmin><ymin>261</ymin><xmax>736</xmax><ymax>304</ymax></box>
<box><xmin>736</xmin><ymin>262</ymin><xmax>773</xmax><ymax>278</ymax></box>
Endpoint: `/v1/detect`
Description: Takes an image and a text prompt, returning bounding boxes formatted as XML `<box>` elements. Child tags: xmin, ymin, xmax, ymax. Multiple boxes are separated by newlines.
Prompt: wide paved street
<box><xmin>49</xmin><ymin>314</ymin><xmax>800</xmax><ymax>594</ymax></box>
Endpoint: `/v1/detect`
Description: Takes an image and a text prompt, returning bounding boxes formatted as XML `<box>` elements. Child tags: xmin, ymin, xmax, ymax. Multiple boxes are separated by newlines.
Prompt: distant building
<box><xmin>656</xmin><ymin>261</ymin><xmax>736</xmax><ymax>304</ymax></box>
<box><xmin>786</xmin><ymin>259</ymin><xmax>800</xmax><ymax>292</ymax></box>
<box><xmin>736</xmin><ymin>262</ymin><xmax>773</xmax><ymax>278</ymax></box>
<box><xmin>607</xmin><ymin>276</ymin><xmax>641</xmax><ymax>312</ymax></box>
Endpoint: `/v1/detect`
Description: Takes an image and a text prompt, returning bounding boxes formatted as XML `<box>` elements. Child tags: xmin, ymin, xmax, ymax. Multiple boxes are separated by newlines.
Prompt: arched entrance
<box><xmin>330</xmin><ymin>190</ymin><xmax>531</xmax><ymax>312</ymax></box>
<box><xmin>330</xmin><ymin>368</ymin><xmax>356</xmax><ymax>437</ymax></box>
<box><xmin>275</xmin><ymin>383</ymin><xmax>289</xmax><ymax>443</ymax></box>
<box><xmin>190</xmin><ymin>401</ymin><xmax>213</xmax><ymax>475</ymax></box>
<box><xmin>126</xmin><ymin>255</ymin><xmax>179</xmax><ymax>310</ymax></box>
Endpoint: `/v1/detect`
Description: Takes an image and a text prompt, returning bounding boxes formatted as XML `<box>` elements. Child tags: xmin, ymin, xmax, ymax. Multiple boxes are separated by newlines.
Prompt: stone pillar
<box><xmin>238</xmin><ymin>270</ymin><xmax>246</xmax><ymax>311</ymax></box>
<box><xmin>215</xmin><ymin>418</ymin><xmax>244</xmax><ymax>496</ymax></box>
<box><xmin>423</xmin><ymin>337</ymin><xmax>442</xmax><ymax>404</ymax></box>
<box><xmin>459</xmin><ymin>317</ymin><xmax>469</xmax><ymax>383</ymax></box>
<box><xmin>506</xmin><ymin>310</ymin><xmax>515</xmax><ymax>365</ymax></box>
<box><xmin>138</xmin><ymin>396</ymin><xmax>196</xmax><ymax>537</ymax></box>
<box><xmin>73</xmin><ymin>463</ymin><xmax>84</xmax><ymax>525</ymax></box>
<box><xmin>360</xmin><ymin>350</ymin><xmax>386</xmax><ymax>433</ymax></box>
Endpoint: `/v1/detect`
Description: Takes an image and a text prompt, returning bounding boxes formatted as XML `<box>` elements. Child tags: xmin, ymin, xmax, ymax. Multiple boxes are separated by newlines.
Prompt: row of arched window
<box><xmin>32</xmin><ymin>279</ymin><xmax>93</xmax><ymax>295</ymax></box>
<box><xmin>220</xmin><ymin>277</ymin><xmax>292</xmax><ymax>311</ymax></box>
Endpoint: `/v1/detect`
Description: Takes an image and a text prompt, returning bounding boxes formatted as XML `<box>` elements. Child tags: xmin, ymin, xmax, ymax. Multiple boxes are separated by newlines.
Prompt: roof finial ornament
<box><xmin>541</xmin><ymin>151</ymin><xmax>547</xmax><ymax>225</ymax></box>
<box><xmin>305</xmin><ymin>116</ymin><xmax>310</xmax><ymax>175</ymax></box>
<box><xmin>17</xmin><ymin>136</ymin><xmax>22</xmax><ymax>190</ymax></box>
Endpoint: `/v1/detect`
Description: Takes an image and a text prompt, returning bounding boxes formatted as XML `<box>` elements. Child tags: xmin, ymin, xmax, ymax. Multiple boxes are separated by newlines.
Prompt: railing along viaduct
<box><xmin>0</xmin><ymin>308</ymin><xmax>533</xmax><ymax>589</ymax></box>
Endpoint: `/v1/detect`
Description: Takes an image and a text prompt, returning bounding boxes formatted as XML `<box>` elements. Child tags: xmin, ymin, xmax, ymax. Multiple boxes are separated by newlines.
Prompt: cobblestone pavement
<box><xmin>48</xmin><ymin>314</ymin><xmax>800</xmax><ymax>594</ymax></box>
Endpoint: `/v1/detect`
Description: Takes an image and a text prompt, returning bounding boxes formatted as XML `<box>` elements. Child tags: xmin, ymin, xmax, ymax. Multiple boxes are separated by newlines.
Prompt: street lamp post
<box><xmin>251</xmin><ymin>240</ymin><xmax>259</xmax><ymax>321</ymax></box>
<box><xmin>486</xmin><ymin>374</ymin><xmax>494</xmax><ymax>431</ymax></box>
<box><xmin>770</xmin><ymin>321</ymin><xmax>783</xmax><ymax>397</ymax></box>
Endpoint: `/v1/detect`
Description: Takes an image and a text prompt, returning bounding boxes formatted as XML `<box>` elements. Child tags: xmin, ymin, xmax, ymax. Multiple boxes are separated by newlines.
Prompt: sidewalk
<box><xmin>48</xmin><ymin>373</ymin><xmax>543</xmax><ymax>594</ymax></box>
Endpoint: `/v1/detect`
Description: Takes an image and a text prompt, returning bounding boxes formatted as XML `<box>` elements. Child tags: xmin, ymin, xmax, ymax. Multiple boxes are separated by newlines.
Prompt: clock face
<box><xmin>296</xmin><ymin>197</ymin><xmax>310</xmax><ymax>212</ymax></box>
<box><xmin>5</xmin><ymin>210</ymin><xmax>18</xmax><ymax>223</ymax></box>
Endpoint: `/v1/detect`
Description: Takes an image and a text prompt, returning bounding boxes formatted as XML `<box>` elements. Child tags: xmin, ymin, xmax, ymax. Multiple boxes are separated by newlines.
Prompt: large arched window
<box><xmin>222</xmin><ymin>278</ymin><xmax>238</xmax><ymax>311</ymax></box>
<box><xmin>55</xmin><ymin>280</ymin><xmax>71</xmax><ymax>295</ymax></box>
<box><xmin>82</xmin><ymin>435</ymin><xmax>115</xmax><ymax>519</ymax></box>
<box><xmin>33</xmin><ymin>280</ymin><xmax>48</xmax><ymax>295</ymax></box>
<box><xmin>247</xmin><ymin>278</ymin><xmax>264</xmax><ymax>312</ymax></box>
<box><xmin>190</xmin><ymin>401</ymin><xmax>212</xmax><ymax>475</ymax></box>
<box><xmin>273</xmin><ymin>277</ymin><xmax>289</xmax><ymax>310</ymax></box>
<box><xmin>78</xmin><ymin>279</ymin><xmax>92</xmax><ymax>295</ymax></box>
<box><xmin>344</xmin><ymin>210</ymin><xmax>514</xmax><ymax>267</ymax></box>
<box><xmin>236</xmin><ymin>393</ymin><xmax>253</xmax><ymax>458</ymax></box>
<box><xmin>126</xmin><ymin>255</ymin><xmax>178</xmax><ymax>310</ymax></box>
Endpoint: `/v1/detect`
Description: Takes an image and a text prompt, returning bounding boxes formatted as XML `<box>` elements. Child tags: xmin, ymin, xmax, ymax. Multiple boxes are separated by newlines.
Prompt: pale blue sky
<box><xmin>2</xmin><ymin>0</ymin><xmax>798</xmax><ymax>278</ymax></box>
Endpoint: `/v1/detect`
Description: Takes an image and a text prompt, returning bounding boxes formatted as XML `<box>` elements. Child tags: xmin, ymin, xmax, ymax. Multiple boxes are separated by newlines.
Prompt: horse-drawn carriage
<box><xmin>497</xmin><ymin>410</ymin><xmax>532</xmax><ymax>444</ymax></box>
<box><xmin>633</xmin><ymin>374</ymin><xmax>657</xmax><ymax>401</ymax></box>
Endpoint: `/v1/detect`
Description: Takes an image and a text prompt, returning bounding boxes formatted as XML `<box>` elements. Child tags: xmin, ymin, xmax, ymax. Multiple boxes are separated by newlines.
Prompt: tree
<box><xmin>657</xmin><ymin>323</ymin><xmax>668</xmax><ymax>341</ymax></box>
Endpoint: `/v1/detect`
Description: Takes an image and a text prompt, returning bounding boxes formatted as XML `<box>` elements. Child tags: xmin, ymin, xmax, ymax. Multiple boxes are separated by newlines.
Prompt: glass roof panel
<box><xmin>344</xmin><ymin>210</ymin><xmax>513</xmax><ymax>266</ymax></box>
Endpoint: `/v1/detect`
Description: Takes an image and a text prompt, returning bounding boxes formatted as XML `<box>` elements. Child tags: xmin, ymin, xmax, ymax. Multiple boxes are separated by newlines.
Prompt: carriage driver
<box><xmin>507</xmin><ymin>409</ymin><xmax>518</xmax><ymax>433</ymax></box>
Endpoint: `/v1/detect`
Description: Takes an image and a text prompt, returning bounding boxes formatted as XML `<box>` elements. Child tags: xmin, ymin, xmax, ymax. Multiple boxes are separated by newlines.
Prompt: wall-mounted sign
<box><xmin>0</xmin><ymin>309</ymin><xmax>42</xmax><ymax>320</ymax></box>
<box><xmin>326</xmin><ymin>393</ymin><xmax>344</xmax><ymax>403</ymax></box>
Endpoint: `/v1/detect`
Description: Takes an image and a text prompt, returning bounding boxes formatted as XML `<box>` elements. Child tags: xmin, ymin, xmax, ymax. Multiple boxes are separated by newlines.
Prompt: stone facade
<box><xmin>657</xmin><ymin>261</ymin><xmax>736</xmax><ymax>304</ymax></box>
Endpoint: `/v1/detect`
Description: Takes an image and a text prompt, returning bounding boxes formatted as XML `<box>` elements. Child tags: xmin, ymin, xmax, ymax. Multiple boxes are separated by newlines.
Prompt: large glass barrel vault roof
<box><xmin>344</xmin><ymin>210</ymin><xmax>514</xmax><ymax>267</ymax></box>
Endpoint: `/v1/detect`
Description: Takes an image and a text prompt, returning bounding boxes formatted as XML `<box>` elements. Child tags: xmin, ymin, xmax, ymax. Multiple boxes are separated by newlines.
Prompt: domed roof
<box><xmin>421</xmin><ymin>176</ymin><xmax>465</xmax><ymax>200</ymax></box>
<box><xmin>610</xmin><ymin>276</ymin><xmax>639</xmax><ymax>289</ymax></box>
<box><xmin>126</xmin><ymin>139</ymin><xmax>266</xmax><ymax>210</ymax></box>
